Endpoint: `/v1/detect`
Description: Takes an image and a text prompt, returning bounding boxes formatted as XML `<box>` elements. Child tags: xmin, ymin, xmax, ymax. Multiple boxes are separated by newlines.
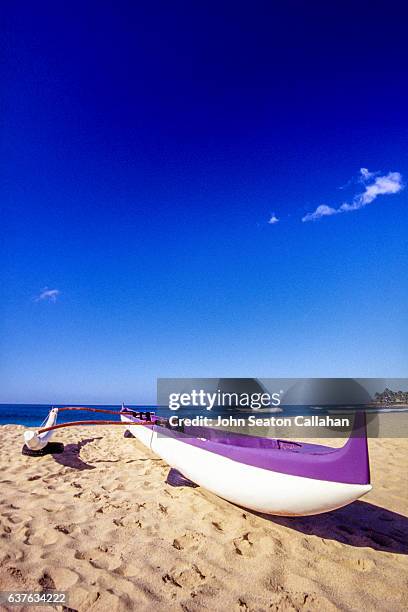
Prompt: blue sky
<box><xmin>1</xmin><ymin>2</ymin><xmax>408</xmax><ymax>403</ymax></box>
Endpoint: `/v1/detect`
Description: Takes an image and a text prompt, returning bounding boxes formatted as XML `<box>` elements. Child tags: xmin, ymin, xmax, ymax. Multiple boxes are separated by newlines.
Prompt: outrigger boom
<box><xmin>37</xmin><ymin>420</ymin><xmax>151</xmax><ymax>434</ymax></box>
<box><xmin>23</xmin><ymin>406</ymin><xmax>152</xmax><ymax>452</ymax></box>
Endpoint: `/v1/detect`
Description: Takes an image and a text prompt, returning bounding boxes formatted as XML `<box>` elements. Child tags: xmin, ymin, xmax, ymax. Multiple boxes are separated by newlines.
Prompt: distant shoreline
<box><xmin>369</xmin><ymin>403</ymin><xmax>408</xmax><ymax>409</ymax></box>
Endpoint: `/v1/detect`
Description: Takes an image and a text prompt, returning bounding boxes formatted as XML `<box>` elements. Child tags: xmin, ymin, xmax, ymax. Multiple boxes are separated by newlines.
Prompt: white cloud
<box><xmin>35</xmin><ymin>288</ymin><xmax>60</xmax><ymax>302</ymax></box>
<box><xmin>268</xmin><ymin>213</ymin><xmax>279</xmax><ymax>225</ymax></box>
<box><xmin>359</xmin><ymin>172</ymin><xmax>402</xmax><ymax>205</ymax></box>
<box><xmin>302</xmin><ymin>169</ymin><xmax>403</xmax><ymax>222</ymax></box>
<box><xmin>302</xmin><ymin>204</ymin><xmax>338</xmax><ymax>222</ymax></box>
<box><xmin>359</xmin><ymin>167</ymin><xmax>374</xmax><ymax>181</ymax></box>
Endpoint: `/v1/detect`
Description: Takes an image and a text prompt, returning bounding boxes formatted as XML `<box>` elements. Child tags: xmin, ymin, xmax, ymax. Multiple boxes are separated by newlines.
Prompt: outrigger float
<box><xmin>23</xmin><ymin>406</ymin><xmax>372</xmax><ymax>516</ymax></box>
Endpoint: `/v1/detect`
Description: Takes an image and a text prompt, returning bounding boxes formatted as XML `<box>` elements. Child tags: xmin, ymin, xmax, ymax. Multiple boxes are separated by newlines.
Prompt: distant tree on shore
<box><xmin>374</xmin><ymin>388</ymin><xmax>408</xmax><ymax>404</ymax></box>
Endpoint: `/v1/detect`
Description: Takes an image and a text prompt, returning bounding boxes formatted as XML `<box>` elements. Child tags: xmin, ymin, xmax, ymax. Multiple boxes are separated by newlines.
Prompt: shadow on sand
<box><xmin>51</xmin><ymin>437</ymin><xmax>101</xmax><ymax>470</ymax></box>
<box><xmin>253</xmin><ymin>500</ymin><xmax>408</xmax><ymax>555</ymax></box>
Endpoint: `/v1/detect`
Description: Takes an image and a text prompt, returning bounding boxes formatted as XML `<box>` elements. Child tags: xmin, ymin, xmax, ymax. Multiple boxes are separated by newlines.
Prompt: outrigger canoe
<box><xmin>23</xmin><ymin>406</ymin><xmax>372</xmax><ymax>516</ymax></box>
<box><xmin>120</xmin><ymin>408</ymin><xmax>372</xmax><ymax>516</ymax></box>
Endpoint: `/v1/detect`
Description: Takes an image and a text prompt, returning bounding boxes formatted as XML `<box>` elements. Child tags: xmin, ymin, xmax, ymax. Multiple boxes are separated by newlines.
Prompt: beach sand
<box><xmin>0</xmin><ymin>424</ymin><xmax>407</xmax><ymax>611</ymax></box>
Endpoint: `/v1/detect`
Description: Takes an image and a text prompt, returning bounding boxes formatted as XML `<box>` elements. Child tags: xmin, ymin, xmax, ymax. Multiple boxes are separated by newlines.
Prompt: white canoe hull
<box><xmin>122</xmin><ymin>417</ymin><xmax>372</xmax><ymax>516</ymax></box>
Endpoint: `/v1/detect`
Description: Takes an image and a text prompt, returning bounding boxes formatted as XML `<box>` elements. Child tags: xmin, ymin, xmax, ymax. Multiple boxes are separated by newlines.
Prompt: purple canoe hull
<box><xmin>122</xmin><ymin>409</ymin><xmax>370</xmax><ymax>486</ymax></box>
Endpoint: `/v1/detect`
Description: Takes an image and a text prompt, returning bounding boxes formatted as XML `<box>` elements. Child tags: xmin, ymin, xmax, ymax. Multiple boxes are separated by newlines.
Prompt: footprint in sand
<box><xmin>65</xmin><ymin>586</ymin><xmax>101</xmax><ymax>610</ymax></box>
<box><xmin>117</xmin><ymin>562</ymin><xmax>140</xmax><ymax>577</ymax></box>
<box><xmin>6</xmin><ymin>515</ymin><xmax>24</xmax><ymax>525</ymax></box>
<box><xmin>54</xmin><ymin>523</ymin><xmax>76</xmax><ymax>535</ymax></box>
<box><xmin>12</xmin><ymin>547</ymin><xmax>25</xmax><ymax>562</ymax></box>
<box><xmin>269</xmin><ymin>590</ymin><xmax>338</xmax><ymax>612</ymax></box>
<box><xmin>1</xmin><ymin>523</ymin><xmax>12</xmax><ymax>537</ymax></box>
<box><xmin>7</xmin><ymin>566</ymin><xmax>24</xmax><ymax>583</ymax></box>
<box><xmin>38</xmin><ymin>572</ymin><xmax>56</xmax><ymax>589</ymax></box>
<box><xmin>211</xmin><ymin>521</ymin><xmax>224</xmax><ymax>532</ymax></box>
<box><xmin>44</xmin><ymin>568</ymin><xmax>79</xmax><ymax>590</ymax></box>
<box><xmin>89</xmin><ymin>555</ymin><xmax>122</xmax><ymax>571</ymax></box>
<box><xmin>172</xmin><ymin>531</ymin><xmax>205</xmax><ymax>552</ymax></box>
<box><xmin>74</xmin><ymin>547</ymin><xmax>121</xmax><ymax>572</ymax></box>
<box><xmin>29</xmin><ymin>527</ymin><xmax>61</xmax><ymax>546</ymax></box>
<box><xmin>337</xmin><ymin>524</ymin><xmax>354</xmax><ymax>536</ymax></box>
<box><xmin>368</xmin><ymin>531</ymin><xmax>394</xmax><ymax>548</ymax></box>
<box><xmin>6</xmin><ymin>503</ymin><xmax>20</xmax><ymax>511</ymax></box>
<box><xmin>301</xmin><ymin>537</ymin><xmax>315</xmax><ymax>552</ymax></box>
<box><xmin>233</xmin><ymin>533</ymin><xmax>255</xmax><ymax>557</ymax></box>
<box><xmin>117</xmin><ymin>515</ymin><xmax>143</xmax><ymax>528</ymax></box>
<box><xmin>0</xmin><ymin>550</ymin><xmax>11</xmax><ymax>565</ymax></box>
<box><xmin>163</xmin><ymin>564</ymin><xmax>206</xmax><ymax>590</ymax></box>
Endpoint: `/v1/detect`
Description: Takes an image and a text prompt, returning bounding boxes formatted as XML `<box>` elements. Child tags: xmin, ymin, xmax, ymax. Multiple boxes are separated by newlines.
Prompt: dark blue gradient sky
<box><xmin>2</xmin><ymin>2</ymin><xmax>407</xmax><ymax>402</ymax></box>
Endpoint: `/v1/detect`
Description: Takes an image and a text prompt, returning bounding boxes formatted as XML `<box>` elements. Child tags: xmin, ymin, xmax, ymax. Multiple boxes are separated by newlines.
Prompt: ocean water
<box><xmin>0</xmin><ymin>403</ymin><xmax>328</xmax><ymax>427</ymax></box>
<box><xmin>0</xmin><ymin>404</ymin><xmax>160</xmax><ymax>427</ymax></box>
<box><xmin>0</xmin><ymin>403</ymin><xmax>308</xmax><ymax>427</ymax></box>
<box><xmin>0</xmin><ymin>403</ymin><xmax>401</xmax><ymax>428</ymax></box>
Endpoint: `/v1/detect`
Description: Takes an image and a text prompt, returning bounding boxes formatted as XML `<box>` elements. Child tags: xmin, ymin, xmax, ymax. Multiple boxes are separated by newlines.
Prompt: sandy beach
<box><xmin>0</xmin><ymin>424</ymin><xmax>407</xmax><ymax>612</ymax></box>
